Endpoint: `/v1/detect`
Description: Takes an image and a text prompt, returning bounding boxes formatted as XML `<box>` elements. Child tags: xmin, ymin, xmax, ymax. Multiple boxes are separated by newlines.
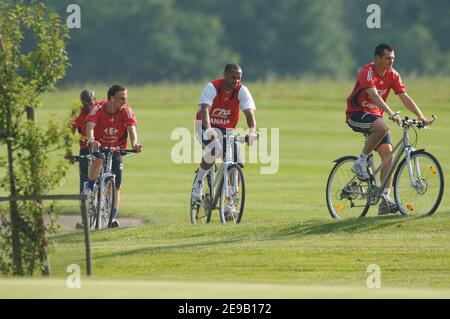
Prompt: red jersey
<box><xmin>346</xmin><ymin>63</ymin><xmax>406</xmax><ymax>120</ymax></box>
<box><xmin>72</xmin><ymin>101</ymin><xmax>105</xmax><ymax>149</ymax></box>
<box><xmin>196</xmin><ymin>78</ymin><xmax>242</xmax><ymax>129</ymax></box>
<box><xmin>72</xmin><ymin>108</ymin><xmax>90</xmax><ymax>149</ymax></box>
<box><xmin>86</xmin><ymin>101</ymin><xmax>138</xmax><ymax>148</ymax></box>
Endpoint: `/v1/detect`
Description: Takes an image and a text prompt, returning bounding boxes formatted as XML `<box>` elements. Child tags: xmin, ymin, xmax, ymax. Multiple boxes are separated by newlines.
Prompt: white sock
<box><xmin>382</xmin><ymin>188</ymin><xmax>390</xmax><ymax>199</ymax></box>
<box><xmin>195</xmin><ymin>167</ymin><xmax>208</xmax><ymax>183</ymax></box>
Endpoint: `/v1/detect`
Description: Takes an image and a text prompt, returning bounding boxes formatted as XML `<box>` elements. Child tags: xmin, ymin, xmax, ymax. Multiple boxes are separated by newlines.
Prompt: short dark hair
<box><xmin>80</xmin><ymin>89</ymin><xmax>95</xmax><ymax>101</ymax></box>
<box><xmin>374</xmin><ymin>44</ymin><xmax>393</xmax><ymax>57</ymax></box>
<box><xmin>224</xmin><ymin>63</ymin><xmax>242</xmax><ymax>73</ymax></box>
<box><xmin>107</xmin><ymin>84</ymin><xmax>127</xmax><ymax>100</ymax></box>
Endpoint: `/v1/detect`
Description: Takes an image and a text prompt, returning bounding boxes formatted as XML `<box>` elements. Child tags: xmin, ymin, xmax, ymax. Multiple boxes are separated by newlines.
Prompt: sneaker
<box><xmin>378</xmin><ymin>197</ymin><xmax>399</xmax><ymax>215</ymax></box>
<box><xmin>224</xmin><ymin>204</ymin><xmax>238</xmax><ymax>221</ymax></box>
<box><xmin>191</xmin><ymin>180</ymin><xmax>203</xmax><ymax>202</ymax></box>
<box><xmin>111</xmin><ymin>220</ymin><xmax>120</xmax><ymax>228</ymax></box>
<box><xmin>352</xmin><ymin>159</ymin><xmax>369</xmax><ymax>180</ymax></box>
<box><xmin>75</xmin><ymin>222</ymin><xmax>84</xmax><ymax>230</ymax></box>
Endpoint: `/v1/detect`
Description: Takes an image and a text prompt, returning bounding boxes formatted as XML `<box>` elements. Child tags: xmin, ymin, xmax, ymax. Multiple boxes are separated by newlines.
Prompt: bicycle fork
<box><xmin>405</xmin><ymin>147</ymin><xmax>421</xmax><ymax>188</ymax></box>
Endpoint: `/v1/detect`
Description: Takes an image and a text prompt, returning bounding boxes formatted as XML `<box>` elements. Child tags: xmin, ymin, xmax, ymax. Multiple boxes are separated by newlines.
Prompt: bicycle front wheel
<box><xmin>393</xmin><ymin>150</ymin><xmax>444</xmax><ymax>217</ymax></box>
<box><xmin>219</xmin><ymin>164</ymin><xmax>245</xmax><ymax>224</ymax></box>
<box><xmin>325</xmin><ymin>156</ymin><xmax>370</xmax><ymax>219</ymax></box>
<box><xmin>97</xmin><ymin>177</ymin><xmax>116</xmax><ymax>229</ymax></box>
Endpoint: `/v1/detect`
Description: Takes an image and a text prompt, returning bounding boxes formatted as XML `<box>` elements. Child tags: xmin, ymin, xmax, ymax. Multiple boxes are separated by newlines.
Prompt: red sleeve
<box><xmin>392</xmin><ymin>71</ymin><xmax>407</xmax><ymax>94</ymax></box>
<box><xmin>85</xmin><ymin>104</ymin><xmax>102</xmax><ymax>123</ymax></box>
<box><xmin>357</xmin><ymin>66</ymin><xmax>377</xmax><ymax>89</ymax></box>
<box><xmin>71</xmin><ymin>114</ymin><xmax>80</xmax><ymax>129</ymax></box>
<box><xmin>123</xmin><ymin>106</ymin><xmax>138</xmax><ymax>127</ymax></box>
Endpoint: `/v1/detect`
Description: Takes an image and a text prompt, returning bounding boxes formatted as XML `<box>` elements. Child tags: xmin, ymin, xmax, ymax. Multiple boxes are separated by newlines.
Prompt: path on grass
<box><xmin>57</xmin><ymin>212</ymin><xmax>145</xmax><ymax>231</ymax></box>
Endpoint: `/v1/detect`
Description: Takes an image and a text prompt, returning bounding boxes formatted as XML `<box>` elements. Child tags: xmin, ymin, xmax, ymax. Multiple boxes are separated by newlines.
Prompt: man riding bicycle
<box><xmin>83</xmin><ymin>85</ymin><xmax>143</xmax><ymax>228</ymax></box>
<box><xmin>191</xmin><ymin>64</ymin><xmax>258</xmax><ymax>219</ymax></box>
<box><xmin>346</xmin><ymin>44</ymin><xmax>432</xmax><ymax>215</ymax></box>
<box><xmin>69</xmin><ymin>89</ymin><xmax>102</xmax><ymax>230</ymax></box>
<box><xmin>70</xmin><ymin>89</ymin><xmax>100</xmax><ymax>193</ymax></box>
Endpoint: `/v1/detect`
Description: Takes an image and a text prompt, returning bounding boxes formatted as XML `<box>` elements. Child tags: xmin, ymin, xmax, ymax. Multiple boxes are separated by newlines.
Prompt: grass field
<box><xmin>1</xmin><ymin>77</ymin><xmax>450</xmax><ymax>298</ymax></box>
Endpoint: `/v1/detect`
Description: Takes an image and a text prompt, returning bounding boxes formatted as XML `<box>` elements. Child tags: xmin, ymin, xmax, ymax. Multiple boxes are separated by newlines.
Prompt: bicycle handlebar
<box><xmin>224</xmin><ymin>132</ymin><xmax>260</xmax><ymax>144</ymax></box>
<box><xmin>66</xmin><ymin>147</ymin><xmax>139</xmax><ymax>163</ymax></box>
<box><xmin>400</xmin><ymin>114</ymin><xmax>437</xmax><ymax>129</ymax></box>
<box><xmin>98</xmin><ymin>146</ymin><xmax>139</xmax><ymax>155</ymax></box>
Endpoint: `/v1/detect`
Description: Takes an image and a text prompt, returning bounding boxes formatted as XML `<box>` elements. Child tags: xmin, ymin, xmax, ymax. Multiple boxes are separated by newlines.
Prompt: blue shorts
<box><xmin>91</xmin><ymin>151</ymin><xmax>123</xmax><ymax>189</ymax></box>
<box><xmin>347</xmin><ymin>112</ymin><xmax>392</xmax><ymax>147</ymax></box>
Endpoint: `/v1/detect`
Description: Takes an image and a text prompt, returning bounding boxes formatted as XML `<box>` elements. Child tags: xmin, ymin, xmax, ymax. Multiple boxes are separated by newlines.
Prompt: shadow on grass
<box><xmin>268</xmin><ymin>215</ymin><xmax>406</xmax><ymax>240</ymax></box>
<box><xmin>93</xmin><ymin>239</ymin><xmax>241</xmax><ymax>260</ymax></box>
<box><xmin>49</xmin><ymin>231</ymin><xmax>85</xmax><ymax>243</ymax></box>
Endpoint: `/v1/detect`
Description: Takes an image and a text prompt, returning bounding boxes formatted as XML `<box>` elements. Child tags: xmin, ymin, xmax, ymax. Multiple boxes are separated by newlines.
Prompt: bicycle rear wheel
<box><xmin>393</xmin><ymin>150</ymin><xmax>444</xmax><ymax>217</ymax></box>
<box><xmin>326</xmin><ymin>156</ymin><xmax>370</xmax><ymax>219</ymax></box>
<box><xmin>97</xmin><ymin>177</ymin><xmax>116</xmax><ymax>229</ymax></box>
<box><xmin>219</xmin><ymin>164</ymin><xmax>245</xmax><ymax>224</ymax></box>
<box><xmin>190</xmin><ymin>170</ymin><xmax>212</xmax><ymax>224</ymax></box>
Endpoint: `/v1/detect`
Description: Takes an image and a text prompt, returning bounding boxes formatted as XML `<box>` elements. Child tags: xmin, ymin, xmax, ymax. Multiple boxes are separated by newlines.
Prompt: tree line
<box><xmin>35</xmin><ymin>0</ymin><xmax>450</xmax><ymax>83</ymax></box>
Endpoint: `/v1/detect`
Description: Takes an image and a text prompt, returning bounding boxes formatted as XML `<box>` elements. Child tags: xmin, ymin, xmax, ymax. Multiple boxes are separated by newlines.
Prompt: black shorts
<box><xmin>197</xmin><ymin>126</ymin><xmax>242</xmax><ymax>164</ymax></box>
<box><xmin>347</xmin><ymin>112</ymin><xmax>392</xmax><ymax>147</ymax></box>
<box><xmin>91</xmin><ymin>151</ymin><xmax>123</xmax><ymax>189</ymax></box>
<box><xmin>79</xmin><ymin>148</ymin><xmax>90</xmax><ymax>193</ymax></box>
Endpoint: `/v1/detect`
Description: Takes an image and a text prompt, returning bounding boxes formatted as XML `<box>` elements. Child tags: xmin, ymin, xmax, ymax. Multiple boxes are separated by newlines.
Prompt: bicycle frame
<box><xmin>371</xmin><ymin>125</ymin><xmax>420</xmax><ymax>191</ymax></box>
<box><xmin>209</xmin><ymin>135</ymin><xmax>241</xmax><ymax>210</ymax></box>
<box><xmin>97</xmin><ymin>151</ymin><xmax>116</xmax><ymax>222</ymax></box>
<box><xmin>345</xmin><ymin>123</ymin><xmax>421</xmax><ymax>203</ymax></box>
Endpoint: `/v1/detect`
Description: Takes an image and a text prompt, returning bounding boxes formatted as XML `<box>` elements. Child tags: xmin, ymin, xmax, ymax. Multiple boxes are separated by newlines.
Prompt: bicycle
<box><xmin>326</xmin><ymin>115</ymin><xmax>444</xmax><ymax>219</ymax></box>
<box><xmin>72</xmin><ymin>146</ymin><xmax>136</xmax><ymax>229</ymax></box>
<box><xmin>190</xmin><ymin>133</ymin><xmax>256</xmax><ymax>224</ymax></box>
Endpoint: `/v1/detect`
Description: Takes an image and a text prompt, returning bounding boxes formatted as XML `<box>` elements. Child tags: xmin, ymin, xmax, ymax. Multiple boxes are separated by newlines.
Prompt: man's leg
<box><xmin>111</xmin><ymin>188</ymin><xmax>120</xmax><ymax>227</ymax></box>
<box><xmin>376</xmin><ymin>136</ymin><xmax>398</xmax><ymax>215</ymax></box>
<box><xmin>192</xmin><ymin>128</ymin><xmax>224</xmax><ymax>201</ymax></box>
<box><xmin>79</xmin><ymin>149</ymin><xmax>89</xmax><ymax>193</ymax></box>
<box><xmin>376</xmin><ymin>143</ymin><xmax>393</xmax><ymax>192</ymax></box>
<box><xmin>76</xmin><ymin>149</ymin><xmax>90</xmax><ymax>229</ymax></box>
<box><xmin>110</xmin><ymin>155</ymin><xmax>123</xmax><ymax>227</ymax></box>
<box><xmin>192</xmin><ymin>149</ymin><xmax>216</xmax><ymax>202</ymax></box>
<box><xmin>349</xmin><ymin>115</ymin><xmax>389</xmax><ymax>180</ymax></box>
<box><xmin>363</xmin><ymin>119</ymin><xmax>389</xmax><ymax>155</ymax></box>
<box><xmin>82</xmin><ymin>152</ymin><xmax>104</xmax><ymax>194</ymax></box>
<box><xmin>88</xmin><ymin>158</ymin><xmax>103</xmax><ymax>181</ymax></box>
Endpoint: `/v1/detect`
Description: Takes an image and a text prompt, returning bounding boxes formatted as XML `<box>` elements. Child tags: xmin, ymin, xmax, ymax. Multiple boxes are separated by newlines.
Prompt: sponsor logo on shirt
<box><xmin>211</xmin><ymin>108</ymin><xmax>231</xmax><ymax>119</ymax></box>
<box><xmin>104</xmin><ymin>127</ymin><xmax>119</xmax><ymax>135</ymax></box>
<box><xmin>362</xmin><ymin>101</ymin><xmax>378</xmax><ymax>109</ymax></box>
<box><xmin>210</xmin><ymin>118</ymin><xmax>231</xmax><ymax>126</ymax></box>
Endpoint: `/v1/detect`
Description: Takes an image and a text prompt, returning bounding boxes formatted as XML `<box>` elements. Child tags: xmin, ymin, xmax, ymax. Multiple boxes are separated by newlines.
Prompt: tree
<box><xmin>0</xmin><ymin>0</ymin><xmax>71</xmax><ymax>276</ymax></box>
<box><xmin>46</xmin><ymin>0</ymin><xmax>238</xmax><ymax>84</ymax></box>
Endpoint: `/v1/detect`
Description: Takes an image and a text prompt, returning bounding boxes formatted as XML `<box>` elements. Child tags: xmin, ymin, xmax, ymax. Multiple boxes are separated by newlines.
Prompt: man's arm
<box><xmin>243</xmin><ymin>108</ymin><xmax>257</xmax><ymax>145</ymax></box>
<box><xmin>127</xmin><ymin>125</ymin><xmax>143</xmax><ymax>152</ymax></box>
<box><xmin>365</xmin><ymin>88</ymin><xmax>400</xmax><ymax>123</ymax></box>
<box><xmin>398</xmin><ymin>93</ymin><xmax>431</xmax><ymax>124</ymax></box>
<box><xmin>85</xmin><ymin>121</ymin><xmax>101</xmax><ymax>151</ymax></box>
<box><xmin>199</xmin><ymin>103</ymin><xmax>216</xmax><ymax>140</ymax></box>
<box><xmin>200</xmin><ymin>104</ymin><xmax>212</xmax><ymax>129</ymax></box>
<box><xmin>86</xmin><ymin>121</ymin><xmax>95</xmax><ymax>141</ymax></box>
